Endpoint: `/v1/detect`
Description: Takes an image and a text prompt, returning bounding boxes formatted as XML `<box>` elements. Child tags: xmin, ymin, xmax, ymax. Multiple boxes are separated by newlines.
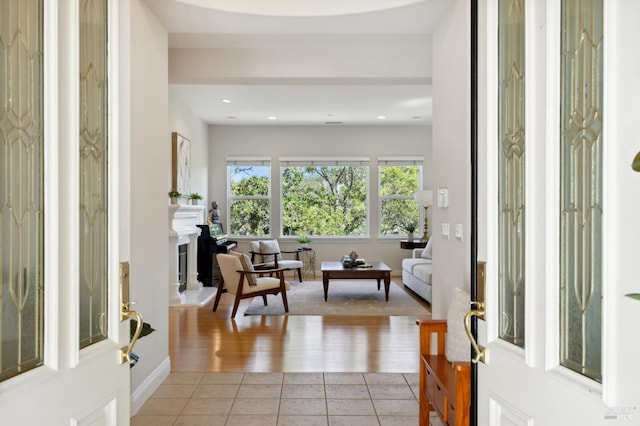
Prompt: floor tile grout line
<box><xmin>134</xmin><ymin>372</ymin><xmax>419</xmax><ymax>423</ymax></box>
<box><xmin>323</xmin><ymin>372</ymin><xmax>329</xmax><ymax>423</ymax></box>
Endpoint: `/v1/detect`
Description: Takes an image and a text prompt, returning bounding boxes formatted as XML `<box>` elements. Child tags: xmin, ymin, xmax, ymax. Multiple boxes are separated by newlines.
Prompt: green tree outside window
<box><xmin>379</xmin><ymin>165</ymin><xmax>421</xmax><ymax>236</ymax></box>
<box><xmin>229</xmin><ymin>165</ymin><xmax>270</xmax><ymax>236</ymax></box>
<box><xmin>281</xmin><ymin>165</ymin><xmax>368</xmax><ymax>236</ymax></box>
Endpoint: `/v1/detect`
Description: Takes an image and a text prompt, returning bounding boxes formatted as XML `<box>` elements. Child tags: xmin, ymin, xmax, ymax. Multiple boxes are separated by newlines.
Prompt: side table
<box><xmin>400</xmin><ymin>240</ymin><xmax>427</xmax><ymax>250</ymax></box>
<box><xmin>300</xmin><ymin>247</ymin><xmax>316</xmax><ymax>279</ymax></box>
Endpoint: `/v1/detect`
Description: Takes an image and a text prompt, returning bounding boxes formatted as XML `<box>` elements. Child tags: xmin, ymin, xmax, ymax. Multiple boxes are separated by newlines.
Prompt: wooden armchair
<box><xmin>213</xmin><ymin>252</ymin><xmax>290</xmax><ymax>318</ymax></box>
<box><xmin>249</xmin><ymin>239</ymin><xmax>304</xmax><ymax>282</ymax></box>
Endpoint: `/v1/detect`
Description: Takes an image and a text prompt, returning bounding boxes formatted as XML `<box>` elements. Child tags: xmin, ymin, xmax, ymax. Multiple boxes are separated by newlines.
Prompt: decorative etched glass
<box><xmin>559</xmin><ymin>0</ymin><xmax>603</xmax><ymax>382</ymax></box>
<box><xmin>498</xmin><ymin>0</ymin><xmax>525</xmax><ymax>348</ymax></box>
<box><xmin>79</xmin><ymin>0</ymin><xmax>109</xmax><ymax>348</ymax></box>
<box><xmin>0</xmin><ymin>0</ymin><xmax>45</xmax><ymax>382</ymax></box>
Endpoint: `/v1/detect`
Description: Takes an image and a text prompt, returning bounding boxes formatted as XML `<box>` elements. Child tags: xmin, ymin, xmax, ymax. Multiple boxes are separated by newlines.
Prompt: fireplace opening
<box><xmin>178</xmin><ymin>243</ymin><xmax>188</xmax><ymax>292</ymax></box>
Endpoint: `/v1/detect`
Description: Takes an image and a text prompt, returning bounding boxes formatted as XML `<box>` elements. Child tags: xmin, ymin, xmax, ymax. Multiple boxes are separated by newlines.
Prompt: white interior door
<box><xmin>477</xmin><ymin>0</ymin><xmax>640</xmax><ymax>424</ymax></box>
<box><xmin>0</xmin><ymin>1</ymin><xmax>131</xmax><ymax>424</ymax></box>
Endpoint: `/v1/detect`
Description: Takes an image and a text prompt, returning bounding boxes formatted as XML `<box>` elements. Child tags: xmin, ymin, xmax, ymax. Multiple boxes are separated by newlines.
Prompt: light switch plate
<box><xmin>442</xmin><ymin>223</ymin><xmax>450</xmax><ymax>239</ymax></box>
<box><xmin>455</xmin><ymin>224</ymin><xmax>463</xmax><ymax>241</ymax></box>
<box><xmin>438</xmin><ymin>188</ymin><xmax>449</xmax><ymax>208</ymax></box>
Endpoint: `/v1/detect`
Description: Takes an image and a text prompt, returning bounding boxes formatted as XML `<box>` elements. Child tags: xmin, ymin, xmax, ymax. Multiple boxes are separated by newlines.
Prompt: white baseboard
<box><xmin>130</xmin><ymin>356</ymin><xmax>171</xmax><ymax>415</ymax></box>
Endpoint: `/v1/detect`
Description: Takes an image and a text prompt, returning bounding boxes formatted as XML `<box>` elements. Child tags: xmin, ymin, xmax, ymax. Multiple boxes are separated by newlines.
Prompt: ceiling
<box><xmin>169</xmin><ymin>84</ymin><xmax>432</xmax><ymax>126</ymax></box>
<box><xmin>168</xmin><ymin>0</ymin><xmax>428</xmax><ymax>17</ymax></box>
<box><xmin>145</xmin><ymin>0</ymin><xmax>450</xmax><ymax>125</ymax></box>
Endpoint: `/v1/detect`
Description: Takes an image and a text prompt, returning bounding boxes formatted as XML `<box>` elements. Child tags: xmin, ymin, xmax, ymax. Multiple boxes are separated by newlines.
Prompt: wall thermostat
<box><xmin>437</xmin><ymin>188</ymin><xmax>449</xmax><ymax>208</ymax></box>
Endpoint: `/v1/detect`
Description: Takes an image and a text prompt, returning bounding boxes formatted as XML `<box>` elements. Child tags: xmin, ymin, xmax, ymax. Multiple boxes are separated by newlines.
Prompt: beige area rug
<box><xmin>243</xmin><ymin>279</ymin><xmax>431</xmax><ymax>316</ymax></box>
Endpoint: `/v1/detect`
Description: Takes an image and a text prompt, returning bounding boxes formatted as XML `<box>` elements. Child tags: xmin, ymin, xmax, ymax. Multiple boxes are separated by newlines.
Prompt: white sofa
<box><xmin>401</xmin><ymin>239</ymin><xmax>432</xmax><ymax>304</ymax></box>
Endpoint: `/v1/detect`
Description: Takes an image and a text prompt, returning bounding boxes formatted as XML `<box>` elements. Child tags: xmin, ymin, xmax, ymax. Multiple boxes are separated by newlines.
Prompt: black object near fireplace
<box><xmin>178</xmin><ymin>243</ymin><xmax>188</xmax><ymax>292</ymax></box>
<box><xmin>196</xmin><ymin>224</ymin><xmax>237</xmax><ymax>286</ymax></box>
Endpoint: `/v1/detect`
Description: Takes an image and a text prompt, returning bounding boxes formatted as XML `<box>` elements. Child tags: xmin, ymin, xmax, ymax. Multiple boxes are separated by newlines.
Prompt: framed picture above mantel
<box><xmin>171</xmin><ymin>132</ymin><xmax>191</xmax><ymax>197</ymax></box>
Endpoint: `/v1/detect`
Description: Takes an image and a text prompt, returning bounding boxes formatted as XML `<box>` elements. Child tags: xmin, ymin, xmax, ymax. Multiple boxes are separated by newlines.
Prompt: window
<box><xmin>378</xmin><ymin>158</ymin><xmax>422</xmax><ymax>237</ymax></box>
<box><xmin>227</xmin><ymin>158</ymin><xmax>271</xmax><ymax>236</ymax></box>
<box><xmin>79</xmin><ymin>0</ymin><xmax>109</xmax><ymax>349</ymax></box>
<box><xmin>559</xmin><ymin>0</ymin><xmax>603</xmax><ymax>382</ymax></box>
<box><xmin>497</xmin><ymin>0</ymin><xmax>526</xmax><ymax>348</ymax></box>
<box><xmin>0</xmin><ymin>0</ymin><xmax>45</xmax><ymax>382</ymax></box>
<box><xmin>280</xmin><ymin>158</ymin><xmax>369</xmax><ymax>237</ymax></box>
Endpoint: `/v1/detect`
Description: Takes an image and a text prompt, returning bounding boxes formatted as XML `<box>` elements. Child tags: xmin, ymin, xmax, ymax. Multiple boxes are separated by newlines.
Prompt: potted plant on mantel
<box><xmin>168</xmin><ymin>189</ymin><xmax>182</xmax><ymax>204</ymax></box>
<box><xmin>189</xmin><ymin>192</ymin><xmax>203</xmax><ymax>205</ymax></box>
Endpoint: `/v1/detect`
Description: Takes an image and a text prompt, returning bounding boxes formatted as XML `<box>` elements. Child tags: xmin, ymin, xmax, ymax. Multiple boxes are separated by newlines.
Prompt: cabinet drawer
<box><xmin>425</xmin><ymin>367</ymin><xmax>435</xmax><ymax>400</ymax></box>
<box><xmin>447</xmin><ymin>401</ymin><xmax>456</xmax><ymax>425</ymax></box>
<box><xmin>431</xmin><ymin>380</ymin><xmax>448</xmax><ymax>422</ymax></box>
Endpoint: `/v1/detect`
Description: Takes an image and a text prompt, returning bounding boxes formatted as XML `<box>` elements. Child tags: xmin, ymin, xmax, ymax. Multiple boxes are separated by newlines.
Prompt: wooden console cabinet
<box><xmin>417</xmin><ymin>319</ymin><xmax>471</xmax><ymax>426</ymax></box>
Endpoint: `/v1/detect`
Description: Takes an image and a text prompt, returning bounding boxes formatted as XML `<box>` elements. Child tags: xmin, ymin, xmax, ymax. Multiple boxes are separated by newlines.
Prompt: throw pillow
<box><xmin>249</xmin><ymin>241</ymin><xmax>261</xmax><ymax>261</ymax></box>
<box><xmin>420</xmin><ymin>238</ymin><xmax>433</xmax><ymax>259</ymax></box>
<box><xmin>238</xmin><ymin>253</ymin><xmax>257</xmax><ymax>286</ymax></box>
<box><xmin>229</xmin><ymin>251</ymin><xmax>256</xmax><ymax>286</ymax></box>
<box><xmin>445</xmin><ymin>287</ymin><xmax>470</xmax><ymax>362</ymax></box>
<box><xmin>259</xmin><ymin>239</ymin><xmax>282</xmax><ymax>263</ymax></box>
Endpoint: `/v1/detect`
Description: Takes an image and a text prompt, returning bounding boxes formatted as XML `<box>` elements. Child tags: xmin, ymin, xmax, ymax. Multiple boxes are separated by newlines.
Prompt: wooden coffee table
<box><xmin>321</xmin><ymin>261</ymin><xmax>392</xmax><ymax>301</ymax></box>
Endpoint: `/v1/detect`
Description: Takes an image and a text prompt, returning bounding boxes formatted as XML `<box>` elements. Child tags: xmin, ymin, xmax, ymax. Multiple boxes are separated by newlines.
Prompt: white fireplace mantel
<box><xmin>168</xmin><ymin>204</ymin><xmax>206</xmax><ymax>304</ymax></box>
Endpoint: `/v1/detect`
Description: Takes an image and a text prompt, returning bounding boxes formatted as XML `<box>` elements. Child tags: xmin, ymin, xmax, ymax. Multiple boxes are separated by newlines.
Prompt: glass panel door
<box><xmin>79</xmin><ymin>0</ymin><xmax>109</xmax><ymax>348</ymax></box>
<box><xmin>559</xmin><ymin>0</ymin><xmax>603</xmax><ymax>382</ymax></box>
<box><xmin>498</xmin><ymin>0</ymin><xmax>526</xmax><ymax>348</ymax></box>
<box><xmin>0</xmin><ymin>0</ymin><xmax>45</xmax><ymax>382</ymax></box>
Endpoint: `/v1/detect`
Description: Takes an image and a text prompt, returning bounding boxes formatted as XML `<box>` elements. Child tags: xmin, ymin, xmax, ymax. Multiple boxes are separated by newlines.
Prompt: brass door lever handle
<box><xmin>120</xmin><ymin>302</ymin><xmax>143</xmax><ymax>365</ymax></box>
<box><xmin>463</xmin><ymin>301</ymin><xmax>488</xmax><ymax>364</ymax></box>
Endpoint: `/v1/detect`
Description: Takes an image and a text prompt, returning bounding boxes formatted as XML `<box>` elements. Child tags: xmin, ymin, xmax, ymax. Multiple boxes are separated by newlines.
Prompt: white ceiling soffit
<box><xmin>145</xmin><ymin>0</ymin><xmax>451</xmax><ymax>34</ymax></box>
<box><xmin>174</xmin><ymin>0</ymin><xmax>425</xmax><ymax>17</ymax></box>
<box><xmin>145</xmin><ymin>0</ymin><xmax>448</xmax><ymax>126</ymax></box>
<box><xmin>170</xmin><ymin>84</ymin><xmax>432</xmax><ymax>126</ymax></box>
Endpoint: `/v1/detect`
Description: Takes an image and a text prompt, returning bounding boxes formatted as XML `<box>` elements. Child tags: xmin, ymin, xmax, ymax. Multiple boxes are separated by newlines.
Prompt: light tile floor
<box><xmin>132</xmin><ymin>372</ymin><xmax>444</xmax><ymax>425</ymax></box>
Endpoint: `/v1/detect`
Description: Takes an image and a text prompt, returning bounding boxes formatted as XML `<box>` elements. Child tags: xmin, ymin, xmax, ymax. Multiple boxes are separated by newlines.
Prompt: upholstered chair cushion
<box><xmin>248</xmin><ymin>277</ymin><xmax>291</xmax><ymax>293</ymax></box>
<box><xmin>228</xmin><ymin>251</ymin><xmax>256</xmax><ymax>285</ymax></box>
<box><xmin>214</xmin><ymin>252</ymin><xmax>292</xmax><ymax>318</ymax></box>
<box><xmin>259</xmin><ymin>239</ymin><xmax>283</xmax><ymax>262</ymax></box>
<box><xmin>239</xmin><ymin>252</ymin><xmax>258</xmax><ymax>286</ymax></box>
<box><xmin>248</xmin><ymin>241</ymin><xmax>261</xmax><ymax>262</ymax></box>
<box><xmin>248</xmin><ymin>239</ymin><xmax>304</xmax><ymax>282</ymax></box>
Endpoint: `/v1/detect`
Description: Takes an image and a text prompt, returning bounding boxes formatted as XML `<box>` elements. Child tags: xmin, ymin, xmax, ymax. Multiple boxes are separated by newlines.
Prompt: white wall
<box><xmin>128</xmin><ymin>0</ymin><xmax>170</xmax><ymax>406</ymax></box>
<box><xmin>208</xmin><ymin>125</ymin><xmax>432</xmax><ymax>273</ymax></box>
<box><xmin>169</xmin><ymin>35</ymin><xmax>432</xmax><ymax>84</ymax></box>
<box><xmin>608</xmin><ymin>0</ymin><xmax>640</xmax><ymax>407</ymax></box>
<box><xmin>431</xmin><ymin>0</ymin><xmax>471</xmax><ymax>318</ymax></box>
<box><xmin>169</xmin><ymin>89</ymin><xmax>209</xmax><ymax>203</ymax></box>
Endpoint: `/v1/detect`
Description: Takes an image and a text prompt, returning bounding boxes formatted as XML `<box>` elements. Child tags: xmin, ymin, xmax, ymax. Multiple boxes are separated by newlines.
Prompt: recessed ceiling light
<box><xmin>227</xmin><ymin>116</ymin><xmax>237</xmax><ymax>119</ymax></box>
<box><xmin>268</xmin><ymin>116</ymin><xmax>278</xmax><ymax>120</ymax></box>
<box><xmin>221</xmin><ymin>98</ymin><xmax>231</xmax><ymax>103</ymax></box>
<box><xmin>377</xmin><ymin>115</ymin><xmax>387</xmax><ymax>120</ymax></box>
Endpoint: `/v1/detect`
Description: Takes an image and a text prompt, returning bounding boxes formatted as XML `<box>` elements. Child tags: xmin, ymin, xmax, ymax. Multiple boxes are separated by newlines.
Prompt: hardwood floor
<box><xmin>169</xmin><ymin>281</ymin><xmax>431</xmax><ymax>373</ymax></box>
